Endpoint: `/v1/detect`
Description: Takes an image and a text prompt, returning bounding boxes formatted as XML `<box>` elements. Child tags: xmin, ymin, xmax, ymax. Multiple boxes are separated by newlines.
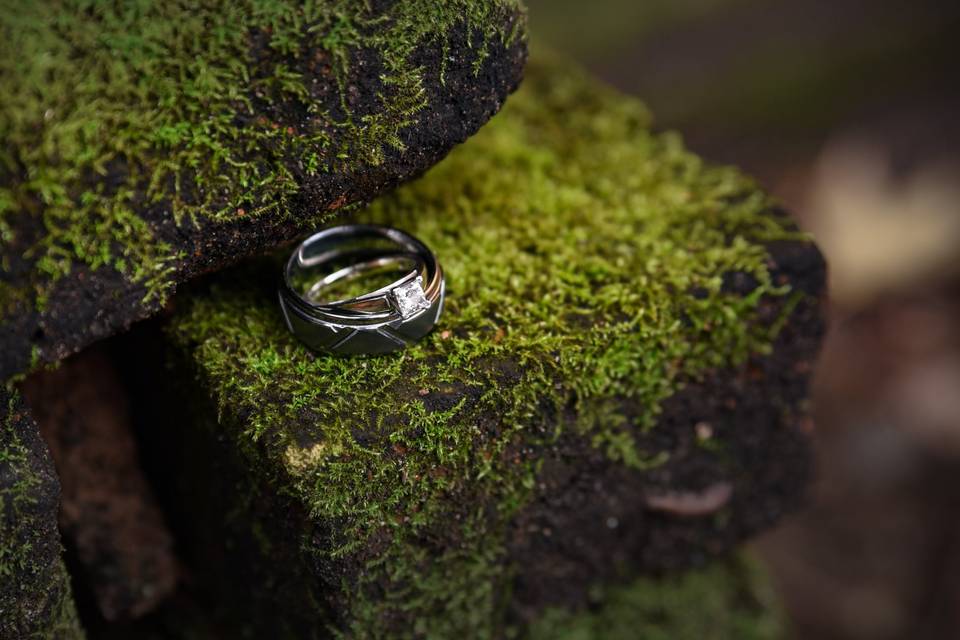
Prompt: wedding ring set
<box><xmin>279</xmin><ymin>224</ymin><xmax>445</xmax><ymax>355</ymax></box>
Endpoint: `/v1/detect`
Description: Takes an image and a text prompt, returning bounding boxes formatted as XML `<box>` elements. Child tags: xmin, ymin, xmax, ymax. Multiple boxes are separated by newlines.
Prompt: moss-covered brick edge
<box><xmin>0</xmin><ymin>388</ymin><xmax>84</xmax><ymax>639</ymax></box>
<box><xmin>163</xmin><ymin>54</ymin><xmax>824</xmax><ymax>637</ymax></box>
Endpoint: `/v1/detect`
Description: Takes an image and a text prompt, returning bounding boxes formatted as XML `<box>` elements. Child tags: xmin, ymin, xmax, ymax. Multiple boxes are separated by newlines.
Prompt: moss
<box><xmin>0</xmin><ymin>390</ymin><xmax>84</xmax><ymax>639</ymax></box>
<box><xmin>0</xmin><ymin>402</ymin><xmax>39</xmax><ymax>581</ymax></box>
<box><xmin>166</xmin><ymin>55</ymin><xmax>812</xmax><ymax>637</ymax></box>
<box><xmin>0</xmin><ymin>0</ymin><xmax>525</xmax><ymax>310</ymax></box>
<box><xmin>523</xmin><ymin>555</ymin><xmax>783</xmax><ymax>640</ymax></box>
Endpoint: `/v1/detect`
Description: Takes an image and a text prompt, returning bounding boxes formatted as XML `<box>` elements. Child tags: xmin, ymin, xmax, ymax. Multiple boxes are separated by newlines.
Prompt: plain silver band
<box><xmin>303</xmin><ymin>252</ymin><xmax>425</xmax><ymax>305</ymax></box>
<box><xmin>279</xmin><ymin>225</ymin><xmax>445</xmax><ymax>355</ymax></box>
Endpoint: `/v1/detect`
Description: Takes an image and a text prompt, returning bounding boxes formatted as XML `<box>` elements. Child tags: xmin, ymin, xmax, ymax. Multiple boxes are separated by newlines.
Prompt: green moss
<box><xmin>167</xmin><ymin>56</ymin><xmax>809</xmax><ymax>637</ymax></box>
<box><xmin>0</xmin><ymin>404</ymin><xmax>39</xmax><ymax>582</ymax></box>
<box><xmin>0</xmin><ymin>0</ymin><xmax>524</xmax><ymax>308</ymax></box>
<box><xmin>524</xmin><ymin>556</ymin><xmax>783</xmax><ymax>640</ymax></box>
<box><xmin>0</xmin><ymin>392</ymin><xmax>84</xmax><ymax>639</ymax></box>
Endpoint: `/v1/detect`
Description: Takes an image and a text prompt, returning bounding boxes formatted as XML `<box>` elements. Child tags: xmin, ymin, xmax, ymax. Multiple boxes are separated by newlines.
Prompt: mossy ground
<box><xmin>0</xmin><ymin>390</ymin><xmax>84</xmax><ymax>639</ymax></box>
<box><xmin>165</xmin><ymin>54</ymin><xmax>815</xmax><ymax>638</ymax></box>
<box><xmin>0</xmin><ymin>0</ymin><xmax>526</xmax><ymax>380</ymax></box>
<box><xmin>524</xmin><ymin>555</ymin><xmax>783</xmax><ymax>640</ymax></box>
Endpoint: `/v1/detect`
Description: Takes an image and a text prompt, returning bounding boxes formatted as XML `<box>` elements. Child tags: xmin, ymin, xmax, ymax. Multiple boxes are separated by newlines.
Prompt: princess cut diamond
<box><xmin>393</xmin><ymin>278</ymin><xmax>431</xmax><ymax>319</ymax></box>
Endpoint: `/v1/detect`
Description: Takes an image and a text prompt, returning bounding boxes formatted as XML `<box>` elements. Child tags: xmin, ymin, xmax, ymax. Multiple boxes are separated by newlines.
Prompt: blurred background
<box><xmin>526</xmin><ymin>1</ymin><xmax>960</xmax><ymax>638</ymax></box>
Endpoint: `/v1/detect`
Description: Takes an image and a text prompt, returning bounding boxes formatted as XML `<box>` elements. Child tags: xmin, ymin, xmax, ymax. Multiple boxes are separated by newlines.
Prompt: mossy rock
<box><xmin>156</xmin><ymin>56</ymin><xmax>825</xmax><ymax>638</ymax></box>
<box><xmin>0</xmin><ymin>0</ymin><xmax>527</xmax><ymax>381</ymax></box>
<box><xmin>0</xmin><ymin>389</ymin><xmax>84</xmax><ymax>639</ymax></box>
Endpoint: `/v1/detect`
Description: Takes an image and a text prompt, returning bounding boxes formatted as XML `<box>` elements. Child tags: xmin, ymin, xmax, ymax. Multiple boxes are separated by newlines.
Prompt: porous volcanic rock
<box><xmin>149</xmin><ymin>56</ymin><xmax>826</xmax><ymax>638</ymax></box>
<box><xmin>0</xmin><ymin>0</ymin><xmax>527</xmax><ymax>380</ymax></box>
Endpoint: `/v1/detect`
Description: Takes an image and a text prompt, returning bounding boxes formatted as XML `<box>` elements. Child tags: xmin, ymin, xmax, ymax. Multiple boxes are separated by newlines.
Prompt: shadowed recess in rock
<box><xmin>23</xmin><ymin>347</ymin><xmax>181</xmax><ymax>622</ymax></box>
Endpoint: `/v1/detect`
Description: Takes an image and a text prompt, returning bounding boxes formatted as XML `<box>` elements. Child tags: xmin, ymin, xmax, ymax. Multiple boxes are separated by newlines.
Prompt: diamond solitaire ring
<box><xmin>278</xmin><ymin>224</ymin><xmax>445</xmax><ymax>355</ymax></box>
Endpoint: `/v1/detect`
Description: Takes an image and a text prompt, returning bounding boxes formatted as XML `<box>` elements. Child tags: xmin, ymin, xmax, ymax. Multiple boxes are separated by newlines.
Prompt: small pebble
<box><xmin>643</xmin><ymin>482</ymin><xmax>733</xmax><ymax>517</ymax></box>
<box><xmin>695</xmin><ymin>421</ymin><xmax>713</xmax><ymax>440</ymax></box>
